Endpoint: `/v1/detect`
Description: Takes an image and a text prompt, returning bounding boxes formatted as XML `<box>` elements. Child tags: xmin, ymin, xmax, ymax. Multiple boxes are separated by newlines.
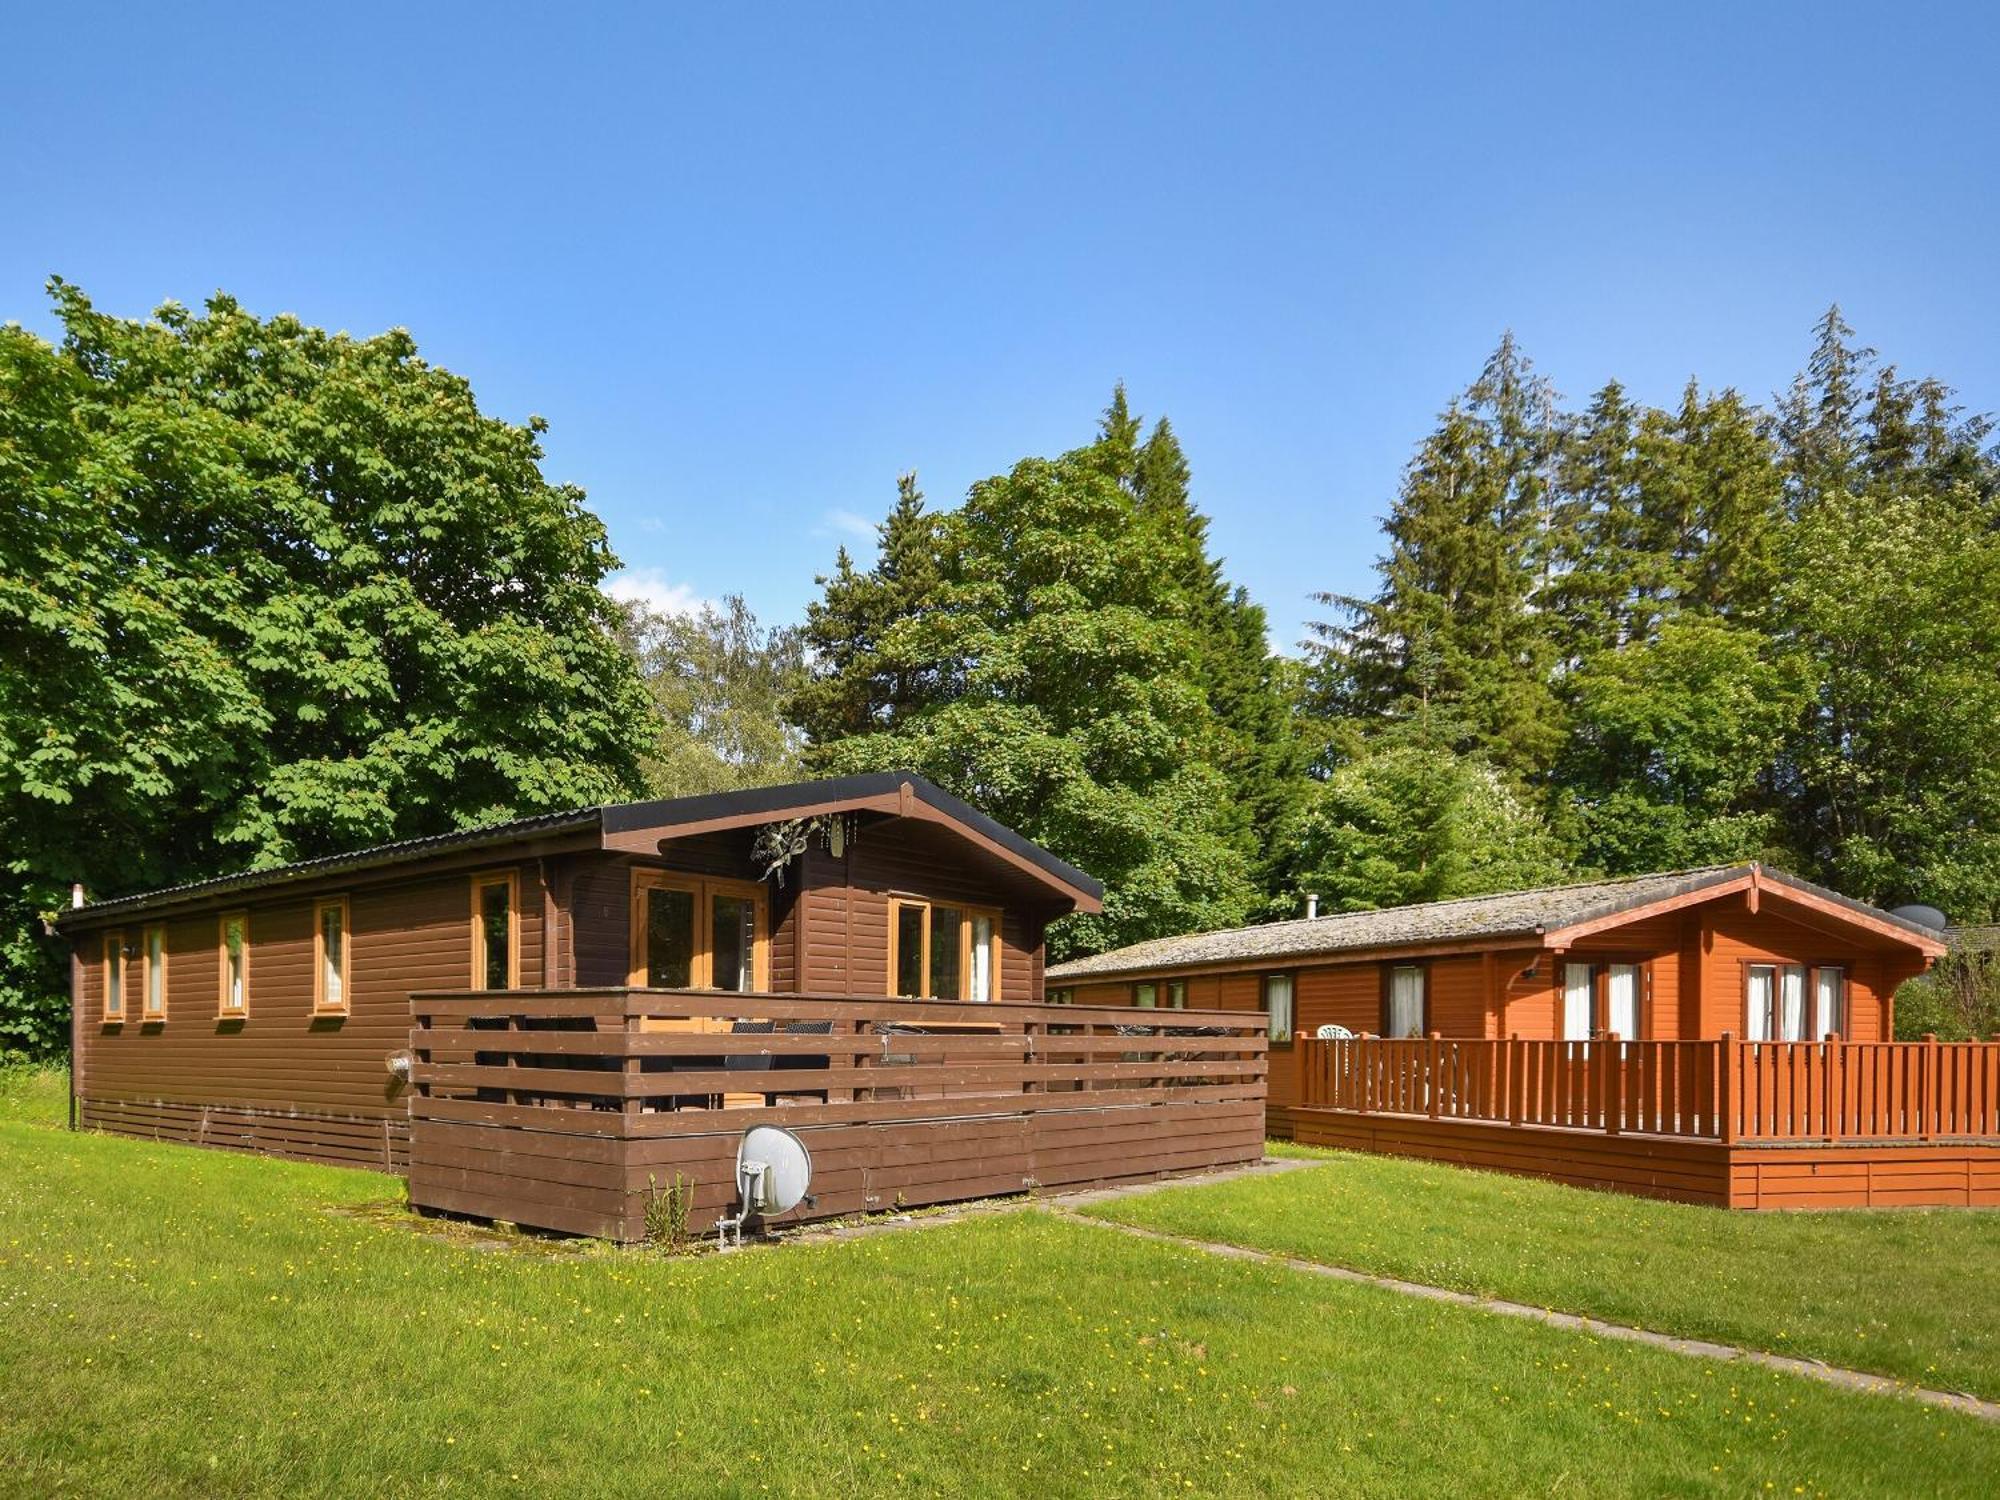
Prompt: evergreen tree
<box><xmin>795</xmin><ymin>411</ymin><xmax>1265</xmax><ymax>957</ymax></box>
<box><xmin>1306</xmin><ymin>334</ymin><xmax>1566</xmax><ymax>782</ymax></box>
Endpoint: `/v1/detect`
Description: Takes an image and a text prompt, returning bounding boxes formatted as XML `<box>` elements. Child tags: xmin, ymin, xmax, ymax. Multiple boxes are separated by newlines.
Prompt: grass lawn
<box><xmin>1088</xmin><ymin>1144</ymin><xmax>2000</xmax><ymax>1401</ymax></box>
<box><xmin>3</xmin><ymin>1074</ymin><xmax>1998</xmax><ymax>1497</ymax></box>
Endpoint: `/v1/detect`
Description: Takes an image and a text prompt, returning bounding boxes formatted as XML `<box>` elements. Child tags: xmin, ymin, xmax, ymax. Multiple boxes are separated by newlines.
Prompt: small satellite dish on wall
<box><xmin>718</xmin><ymin>1125</ymin><xmax>813</xmax><ymax>1248</ymax></box>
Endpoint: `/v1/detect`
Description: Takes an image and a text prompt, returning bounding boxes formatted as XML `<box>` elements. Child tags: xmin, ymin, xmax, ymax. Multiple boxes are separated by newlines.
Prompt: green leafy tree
<box><xmin>619</xmin><ymin>594</ymin><xmax>807</xmax><ymax>797</ymax></box>
<box><xmin>797</xmin><ymin>429</ymin><xmax>1259</xmax><ymax>958</ymax></box>
<box><xmin>1279</xmin><ymin>738</ymin><xmax>1569</xmax><ymax>913</ymax></box>
<box><xmin>0</xmin><ymin>284</ymin><xmax>651</xmax><ymax>1055</ymax></box>
<box><xmin>1559</xmin><ymin>619</ymin><xmax>1808</xmax><ymax>872</ymax></box>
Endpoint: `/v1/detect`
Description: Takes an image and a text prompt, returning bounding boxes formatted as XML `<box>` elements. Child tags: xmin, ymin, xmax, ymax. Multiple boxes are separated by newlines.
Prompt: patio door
<box><xmin>1562</xmin><ymin>963</ymin><xmax>1593</xmax><ymax>1042</ymax></box>
<box><xmin>1606</xmin><ymin>963</ymin><xmax>1640</xmax><ymax>1040</ymax></box>
<box><xmin>628</xmin><ymin>871</ymin><xmax>768</xmax><ymax>992</ymax></box>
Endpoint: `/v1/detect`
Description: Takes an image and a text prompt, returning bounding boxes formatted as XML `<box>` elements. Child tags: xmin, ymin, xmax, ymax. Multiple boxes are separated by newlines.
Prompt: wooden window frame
<box><xmin>102</xmin><ymin>931</ymin><xmax>125</xmax><ymax>1024</ymax></box>
<box><xmin>1261</xmin><ymin>972</ymin><xmax>1296</xmax><ymax>1046</ymax></box>
<box><xmin>313</xmin><ymin>896</ymin><xmax>352</xmax><ymax>1016</ymax></box>
<box><xmin>1378</xmin><ymin>960</ymin><xmax>1429</xmax><ymax>1038</ymax></box>
<box><xmin>886</xmin><ymin>896</ymin><xmax>1002</xmax><ymax>1002</ymax></box>
<box><xmin>141</xmin><ymin>923</ymin><xmax>167</xmax><ymax>1022</ymax></box>
<box><xmin>1744</xmin><ymin>960</ymin><xmax>1846</xmax><ymax>1041</ymax></box>
<box><xmin>216</xmin><ymin>910</ymin><xmax>250</xmax><ymax>1019</ymax></box>
<box><xmin>469</xmin><ymin>869</ymin><xmax>521</xmax><ymax>992</ymax></box>
<box><xmin>1132</xmin><ymin>981</ymin><xmax>1158</xmax><ymax>1009</ymax></box>
<box><xmin>627</xmin><ymin>870</ymin><xmax>769</xmax><ymax>992</ymax></box>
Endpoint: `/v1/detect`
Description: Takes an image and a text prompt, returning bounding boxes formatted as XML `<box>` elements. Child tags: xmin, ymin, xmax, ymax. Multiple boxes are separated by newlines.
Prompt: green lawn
<box><xmin>1088</xmin><ymin>1145</ymin><xmax>2000</xmax><ymax>1401</ymax></box>
<box><xmin>3</xmin><ymin>1075</ymin><xmax>1998</xmax><ymax>1497</ymax></box>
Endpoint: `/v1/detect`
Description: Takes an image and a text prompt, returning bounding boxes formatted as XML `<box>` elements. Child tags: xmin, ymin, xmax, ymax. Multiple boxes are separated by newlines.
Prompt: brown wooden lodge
<box><xmin>1050</xmin><ymin>865</ymin><xmax>2000</xmax><ymax>1209</ymax></box>
<box><xmin>63</xmin><ymin>779</ymin><xmax>2000</xmax><ymax>1228</ymax></box>
<box><xmin>60</xmin><ymin>773</ymin><xmax>1267</xmax><ymax>1240</ymax></box>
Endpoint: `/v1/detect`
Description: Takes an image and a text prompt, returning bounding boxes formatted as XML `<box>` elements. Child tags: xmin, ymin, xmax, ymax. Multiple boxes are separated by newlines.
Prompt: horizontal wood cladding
<box><xmin>73</xmin><ymin>863</ymin><xmax>547</xmax><ymax>1164</ymax></box>
<box><xmin>1286</xmin><ymin>1109</ymin><xmax>2000</xmax><ymax>1209</ymax></box>
<box><xmin>411</xmin><ymin>1099</ymin><xmax>1264</xmax><ymax>1241</ymax></box>
<box><xmin>80</xmin><ymin>1098</ymin><xmax>408</xmax><ymax>1173</ymax></box>
<box><xmin>1290</xmin><ymin>1110</ymin><xmax>1736</xmax><ymax>1205</ymax></box>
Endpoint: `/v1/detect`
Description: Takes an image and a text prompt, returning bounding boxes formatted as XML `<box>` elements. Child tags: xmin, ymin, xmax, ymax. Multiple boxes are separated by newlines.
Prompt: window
<box><xmin>887</xmin><ymin>898</ymin><xmax>1001</xmax><ymax>1001</ymax></box>
<box><xmin>1563</xmin><ymin>960</ymin><xmax>1647</xmax><ymax>1041</ymax></box>
<box><xmin>1133</xmin><ymin>981</ymin><xmax>1157</xmax><ymax>1009</ymax></box>
<box><xmin>1166</xmin><ymin>980</ymin><xmax>1187</xmax><ymax>1010</ymax></box>
<box><xmin>1384</xmin><ymin>964</ymin><xmax>1425</xmax><ymax>1038</ymax></box>
<box><xmin>1048</xmin><ymin>988</ymin><xmax>1073</xmax><ymax>1006</ymax></box>
<box><xmin>102</xmin><ymin>932</ymin><xmax>125</xmax><ymax>1023</ymax></box>
<box><xmin>1262</xmin><ymin>974</ymin><xmax>1295</xmax><ymax>1042</ymax></box>
<box><xmin>1814</xmin><ymin>966</ymin><xmax>1845</xmax><ymax>1040</ymax></box>
<box><xmin>217</xmin><ymin>912</ymin><xmax>249</xmax><ymax>1018</ymax></box>
<box><xmin>1745</xmin><ymin>963</ymin><xmax>1809</xmax><ymax>1042</ymax></box>
<box><xmin>470</xmin><ymin>872</ymin><xmax>518</xmax><ymax>990</ymax></box>
<box><xmin>1607</xmin><ymin>963</ymin><xmax>1640</xmax><ymax>1039</ymax></box>
<box><xmin>314</xmin><ymin>898</ymin><xmax>350</xmax><ymax>1015</ymax></box>
<box><xmin>628</xmin><ymin>873</ymin><xmax>767</xmax><ymax>992</ymax></box>
<box><xmin>142</xmin><ymin>924</ymin><xmax>167</xmax><ymax>1020</ymax></box>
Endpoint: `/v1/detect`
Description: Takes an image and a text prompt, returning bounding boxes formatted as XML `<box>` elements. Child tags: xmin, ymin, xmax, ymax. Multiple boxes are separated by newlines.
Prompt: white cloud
<box><xmin>815</xmin><ymin>507</ymin><xmax>878</xmax><ymax>543</ymax></box>
<box><xmin>603</xmin><ymin>567</ymin><xmax>712</xmax><ymax>619</ymax></box>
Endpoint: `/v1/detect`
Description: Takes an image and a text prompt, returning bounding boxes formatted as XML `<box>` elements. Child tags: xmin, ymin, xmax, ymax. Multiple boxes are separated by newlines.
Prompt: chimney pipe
<box><xmin>1305</xmin><ymin>893</ymin><xmax>1319</xmax><ymax>920</ymax></box>
<box><xmin>70</xmin><ymin>882</ymin><xmax>85</xmax><ymax>910</ymax></box>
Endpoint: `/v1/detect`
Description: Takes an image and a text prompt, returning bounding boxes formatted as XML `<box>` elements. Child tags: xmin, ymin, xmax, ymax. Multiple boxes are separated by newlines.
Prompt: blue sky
<box><xmin>4</xmin><ymin>3</ymin><xmax>1995</xmax><ymax>650</ymax></box>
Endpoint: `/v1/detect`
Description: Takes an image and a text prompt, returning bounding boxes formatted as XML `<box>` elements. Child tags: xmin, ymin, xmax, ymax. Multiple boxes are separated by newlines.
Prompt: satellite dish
<box><xmin>737</xmin><ymin>1125</ymin><xmax>813</xmax><ymax>1217</ymax></box>
<box><xmin>1890</xmin><ymin>904</ymin><xmax>1949</xmax><ymax>932</ymax></box>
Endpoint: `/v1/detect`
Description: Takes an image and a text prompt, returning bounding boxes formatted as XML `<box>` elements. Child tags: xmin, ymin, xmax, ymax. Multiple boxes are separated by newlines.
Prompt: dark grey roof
<box><xmin>1048</xmin><ymin>863</ymin><xmax>1941</xmax><ymax>980</ymax></box>
<box><xmin>61</xmin><ymin>771</ymin><xmax>1101</xmax><ymax>926</ymax></box>
<box><xmin>1947</xmin><ymin>925</ymin><xmax>2000</xmax><ymax>955</ymax></box>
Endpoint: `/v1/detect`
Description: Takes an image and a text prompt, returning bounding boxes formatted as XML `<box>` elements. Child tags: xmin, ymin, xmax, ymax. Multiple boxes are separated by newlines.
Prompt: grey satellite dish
<box><xmin>717</xmin><ymin>1125</ymin><xmax>813</xmax><ymax>1248</ymax></box>
<box><xmin>1890</xmin><ymin>904</ymin><xmax>1949</xmax><ymax>932</ymax></box>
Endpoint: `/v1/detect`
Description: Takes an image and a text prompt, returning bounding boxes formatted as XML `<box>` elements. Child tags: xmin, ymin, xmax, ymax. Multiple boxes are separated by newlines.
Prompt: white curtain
<box><xmin>1815</xmin><ymin>967</ymin><xmax>1843</xmax><ymax>1040</ymax></box>
<box><xmin>970</xmin><ymin>915</ymin><xmax>993</xmax><ymax>1002</ymax></box>
<box><xmin>1562</xmin><ymin>963</ymin><xmax>1593</xmax><ymax>1041</ymax></box>
<box><xmin>1746</xmin><ymin>966</ymin><xmax>1773</xmax><ymax>1041</ymax></box>
<box><xmin>1607</xmin><ymin>964</ymin><xmax>1639</xmax><ymax>1039</ymax></box>
<box><xmin>1779</xmin><ymin>965</ymin><xmax>1806</xmax><ymax>1041</ymax></box>
<box><xmin>1387</xmin><ymin>966</ymin><xmax>1424</xmax><ymax>1037</ymax></box>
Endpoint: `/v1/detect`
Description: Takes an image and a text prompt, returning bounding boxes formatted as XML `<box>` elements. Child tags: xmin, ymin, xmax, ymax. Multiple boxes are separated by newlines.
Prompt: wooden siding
<box><xmin>72</xmin><ymin>866</ymin><xmax>546</xmax><ymax>1170</ymax></box>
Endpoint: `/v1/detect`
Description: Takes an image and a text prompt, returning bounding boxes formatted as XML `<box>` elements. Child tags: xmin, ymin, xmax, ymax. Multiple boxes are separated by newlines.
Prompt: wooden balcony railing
<box><xmin>409</xmin><ymin>987</ymin><xmax>1269</xmax><ymax>1132</ymax></box>
<box><xmin>1295</xmin><ymin>1034</ymin><xmax>2000</xmax><ymax>1144</ymax></box>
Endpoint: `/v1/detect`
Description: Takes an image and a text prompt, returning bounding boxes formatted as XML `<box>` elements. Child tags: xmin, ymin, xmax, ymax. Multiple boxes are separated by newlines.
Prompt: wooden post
<box><xmin>1295</xmin><ymin>1029</ymin><xmax>1310</xmax><ymax>1111</ymax></box>
<box><xmin>1603</xmin><ymin>1033</ymin><xmax>1622</xmax><ymax>1134</ymax></box>
<box><xmin>1507</xmin><ymin>1033</ymin><xmax>1523</xmax><ymax>1126</ymax></box>
<box><xmin>1717</xmin><ymin>1032</ymin><xmax>1737</xmax><ymax>1144</ymax></box>
<box><xmin>1427</xmin><ymin>1031</ymin><xmax>1442</xmax><ymax>1120</ymax></box>
<box><xmin>1921</xmin><ymin>1033</ymin><xmax>1939</xmax><ymax>1140</ymax></box>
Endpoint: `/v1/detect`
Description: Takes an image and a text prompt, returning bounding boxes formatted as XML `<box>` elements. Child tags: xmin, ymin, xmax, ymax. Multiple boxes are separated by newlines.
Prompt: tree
<box><xmin>1090</xmin><ymin>387</ymin><xmax>1310</xmax><ymax>891</ymax></box>
<box><xmin>619</xmin><ymin>594</ymin><xmax>807</xmax><ymax>797</ymax></box>
<box><xmin>1307</xmin><ymin>334</ymin><xmax>1566</xmax><ymax>782</ymax></box>
<box><xmin>1278</xmin><ymin>739</ymin><xmax>1569</xmax><ymax>913</ymax></box>
<box><xmin>796</xmin><ymin>424</ymin><xmax>1260</xmax><ymax>958</ymax></box>
<box><xmin>1559</xmin><ymin>618</ymin><xmax>1808</xmax><ymax>873</ymax></box>
<box><xmin>0</xmin><ymin>284</ymin><xmax>651</xmax><ymax>1056</ymax></box>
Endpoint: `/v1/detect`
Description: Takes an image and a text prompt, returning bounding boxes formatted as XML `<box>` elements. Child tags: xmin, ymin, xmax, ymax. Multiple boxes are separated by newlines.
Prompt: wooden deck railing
<box><xmin>404</xmin><ymin>988</ymin><xmax>1269</xmax><ymax>1239</ymax></box>
<box><xmin>411</xmin><ymin>988</ymin><xmax>1268</xmax><ymax>1124</ymax></box>
<box><xmin>1296</xmin><ymin>1034</ymin><xmax>2000</xmax><ymax>1144</ymax></box>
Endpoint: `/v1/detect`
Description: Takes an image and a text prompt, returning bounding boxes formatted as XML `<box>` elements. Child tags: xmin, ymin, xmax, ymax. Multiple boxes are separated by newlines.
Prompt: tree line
<box><xmin>3</xmin><ymin>287</ymin><xmax>1996</xmax><ymax>1055</ymax></box>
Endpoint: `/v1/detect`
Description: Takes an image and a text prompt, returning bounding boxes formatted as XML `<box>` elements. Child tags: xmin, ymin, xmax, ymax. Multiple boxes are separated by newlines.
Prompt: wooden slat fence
<box><xmin>407</xmin><ymin>988</ymin><xmax>1268</xmax><ymax>1240</ymax></box>
<box><xmin>1297</xmin><ymin>1034</ymin><xmax>2000</xmax><ymax>1145</ymax></box>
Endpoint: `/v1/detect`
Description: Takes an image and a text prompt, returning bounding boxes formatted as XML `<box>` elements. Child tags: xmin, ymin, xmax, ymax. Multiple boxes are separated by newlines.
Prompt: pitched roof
<box><xmin>62</xmin><ymin>771</ymin><xmax>1102</xmax><ymax>925</ymax></box>
<box><xmin>1047</xmin><ymin>863</ymin><xmax>1945</xmax><ymax>980</ymax></box>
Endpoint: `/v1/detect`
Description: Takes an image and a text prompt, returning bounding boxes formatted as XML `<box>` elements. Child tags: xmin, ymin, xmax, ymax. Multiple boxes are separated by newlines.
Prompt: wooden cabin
<box><xmin>1049</xmin><ymin>866</ymin><xmax>1999</xmax><ymax>1209</ymax></box>
<box><xmin>58</xmin><ymin>773</ymin><xmax>1269</xmax><ymax>1237</ymax></box>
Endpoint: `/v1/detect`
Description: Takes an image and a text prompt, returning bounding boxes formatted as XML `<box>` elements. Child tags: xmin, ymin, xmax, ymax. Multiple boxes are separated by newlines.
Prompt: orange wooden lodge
<box><xmin>60</xmin><ymin>774</ymin><xmax>1266</xmax><ymax>1241</ymax></box>
<box><xmin>1049</xmin><ymin>865</ymin><xmax>2000</xmax><ymax>1209</ymax></box>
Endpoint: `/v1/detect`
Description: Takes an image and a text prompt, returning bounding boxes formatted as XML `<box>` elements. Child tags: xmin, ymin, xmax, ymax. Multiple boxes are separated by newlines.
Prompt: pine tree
<box><xmin>1306</xmin><ymin>334</ymin><xmax>1565</xmax><ymax>782</ymax></box>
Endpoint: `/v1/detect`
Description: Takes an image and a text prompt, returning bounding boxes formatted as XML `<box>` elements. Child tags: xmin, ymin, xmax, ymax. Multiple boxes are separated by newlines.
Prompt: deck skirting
<box><xmin>1286</xmin><ymin>1106</ymin><xmax>2000</xmax><ymax>1209</ymax></box>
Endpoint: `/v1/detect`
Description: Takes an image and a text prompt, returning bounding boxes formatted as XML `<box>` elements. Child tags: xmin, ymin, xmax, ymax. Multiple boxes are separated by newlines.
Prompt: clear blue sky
<box><xmin>5</xmin><ymin>3</ymin><xmax>1995</xmax><ymax>650</ymax></box>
